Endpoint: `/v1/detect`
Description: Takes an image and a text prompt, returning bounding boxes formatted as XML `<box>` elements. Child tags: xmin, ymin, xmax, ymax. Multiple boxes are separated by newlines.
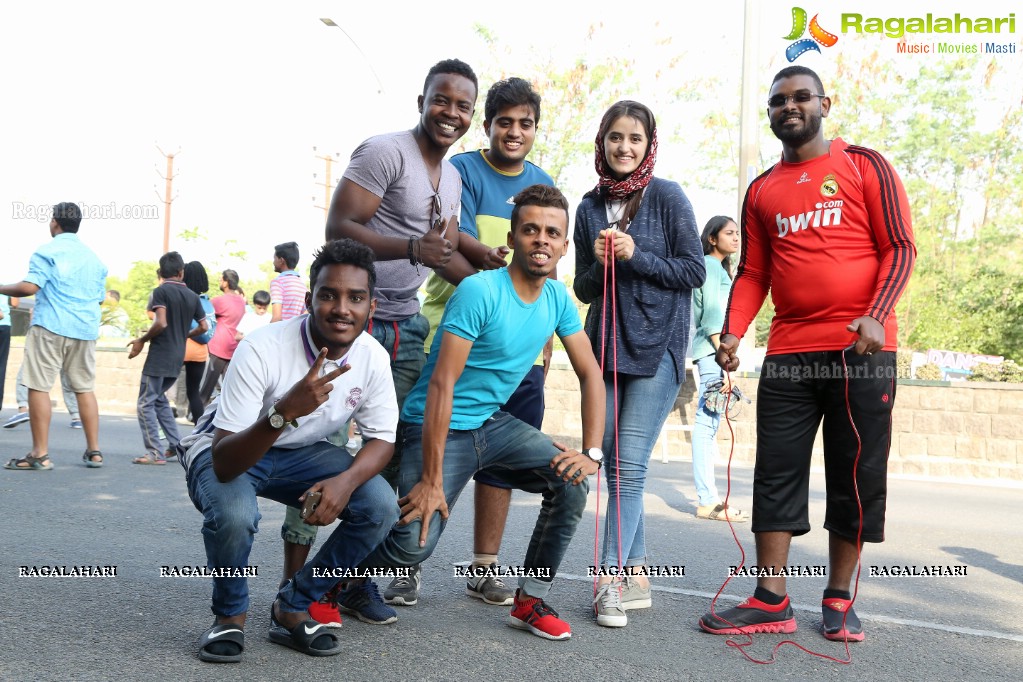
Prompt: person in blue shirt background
<box><xmin>0</xmin><ymin>202</ymin><xmax>107</xmax><ymax>470</ymax></box>
<box><xmin>0</xmin><ymin>294</ymin><xmax>11</xmax><ymax>415</ymax></box>
<box><xmin>689</xmin><ymin>216</ymin><xmax>748</xmax><ymax>523</ymax></box>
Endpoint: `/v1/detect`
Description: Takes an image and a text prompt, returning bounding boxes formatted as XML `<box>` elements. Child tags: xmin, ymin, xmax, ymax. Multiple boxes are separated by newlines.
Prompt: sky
<box><xmin>1</xmin><ymin>0</ymin><xmax>1019</xmax><ymax>282</ymax></box>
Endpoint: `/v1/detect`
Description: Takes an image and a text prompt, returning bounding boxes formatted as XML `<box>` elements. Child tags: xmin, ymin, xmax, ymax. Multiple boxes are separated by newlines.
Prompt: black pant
<box><xmin>184</xmin><ymin>360</ymin><xmax>206</xmax><ymax>422</ymax></box>
<box><xmin>0</xmin><ymin>326</ymin><xmax>10</xmax><ymax>409</ymax></box>
<box><xmin>752</xmin><ymin>350</ymin><xmax>897</xmax><ymax>543</ymax></box>
<box><xmin>198</xmin><ymin>354</ymin><xmax>230</xmax><ymax>406</ymax></box>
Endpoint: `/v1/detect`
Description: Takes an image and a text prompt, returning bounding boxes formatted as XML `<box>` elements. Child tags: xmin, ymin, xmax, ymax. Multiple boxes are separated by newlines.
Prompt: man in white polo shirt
<box><xmin>179</xmin><ymin>239</ymin><xmax>399</xmax><ymax>662</ymax></box>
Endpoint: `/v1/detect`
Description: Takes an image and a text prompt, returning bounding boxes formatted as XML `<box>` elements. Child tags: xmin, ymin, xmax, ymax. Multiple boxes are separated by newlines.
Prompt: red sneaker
<box><xmin>308</xmin><ymin>584</ymin><xmax>343</xmax><ymax>629</ymax></box>
<box><xmin>507</xmin><ymin>589</ymin><xmax>571</xmax><ymax>640</ymax></box>
<box><xmin>699</xmin><ymin>595</ymin><xmax>797</xmax><ymax>635</ymax></box>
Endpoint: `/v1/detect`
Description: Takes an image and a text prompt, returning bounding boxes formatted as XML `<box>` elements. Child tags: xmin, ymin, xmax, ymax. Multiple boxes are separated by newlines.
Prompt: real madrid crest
<box><xmin>820</xmin><ymin>174</ymin><xmax>839</xmax><ymax>198</ymax></box>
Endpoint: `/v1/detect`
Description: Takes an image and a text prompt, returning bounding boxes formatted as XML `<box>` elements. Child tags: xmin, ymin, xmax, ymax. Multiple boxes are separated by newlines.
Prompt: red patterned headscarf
<box><xmin>593</xmin><ymin>108</ymin><xmax>658</xmax><ymax>201</ymax></box>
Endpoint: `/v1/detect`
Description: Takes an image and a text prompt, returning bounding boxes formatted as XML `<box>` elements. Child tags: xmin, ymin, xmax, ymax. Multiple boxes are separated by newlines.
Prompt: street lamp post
<box><xmin>319</xmin><ymin>18</ymin><xmax>384</xmax><ymax>94</ymax></box>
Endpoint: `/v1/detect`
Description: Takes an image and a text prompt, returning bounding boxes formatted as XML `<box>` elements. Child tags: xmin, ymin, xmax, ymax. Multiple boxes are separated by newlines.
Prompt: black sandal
<box><xmin>4</xmin><ymin>454</ymin><xmax>53</xmax><ymax>470</ymax></box>
<box><xmin>198</xmin><ymin>622</ymin><xmax>245</xmax><ymax>663</ymax></box>
<box><xmin>83</xmin><ymin>450</ymin><xmax>104</xmax><ymax>468</ymax></box>
<box><xmin>268</xmin><ymin>601</ymin><xmax>342</xmax><ymax>657</ymax></box>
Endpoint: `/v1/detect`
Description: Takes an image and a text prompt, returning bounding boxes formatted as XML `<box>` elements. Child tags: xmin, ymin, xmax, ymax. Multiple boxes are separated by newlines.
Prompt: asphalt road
<box><xmin>1</xmin><ymin>411</ymin><xmax>1020</xmax><ymax>681</ymax></box>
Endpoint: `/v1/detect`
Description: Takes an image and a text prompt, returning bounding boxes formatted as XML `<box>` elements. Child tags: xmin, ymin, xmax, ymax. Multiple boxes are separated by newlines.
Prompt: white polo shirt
<box><xmin>180</xmin><ymin>314</ymin><xmax>397</xmax><ymax>470</ymax></box>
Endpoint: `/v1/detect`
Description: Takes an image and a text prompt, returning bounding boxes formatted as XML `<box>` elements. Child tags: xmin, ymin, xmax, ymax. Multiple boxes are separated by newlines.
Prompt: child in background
<box><xmin>234</xmin><ymin>290</ymin><xmax>271</xmax><ymax>342</ymax></box>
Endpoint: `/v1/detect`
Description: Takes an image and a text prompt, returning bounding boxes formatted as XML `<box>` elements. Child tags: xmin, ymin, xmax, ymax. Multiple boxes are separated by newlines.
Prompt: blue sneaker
<box><xmin>70</xmin><ymin>418</ymin><xmax>83</xmax><ymax>429</ymax></box>
<box><xmin>336</xmin><ymin>580</ymin><xmax>397</xmax><ymax>625</ymax></box>
<box><xmin>3</xmin><ymin>412</ymin><xmax>30</xmax><ymax>429</ymax></box>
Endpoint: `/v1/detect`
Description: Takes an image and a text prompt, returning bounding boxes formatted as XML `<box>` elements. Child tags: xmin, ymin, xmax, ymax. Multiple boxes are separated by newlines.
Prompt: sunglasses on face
<box><xmin>768</xmin><ymin>91</ymin><xmax>826</xmax><ymax>108</ymax></box>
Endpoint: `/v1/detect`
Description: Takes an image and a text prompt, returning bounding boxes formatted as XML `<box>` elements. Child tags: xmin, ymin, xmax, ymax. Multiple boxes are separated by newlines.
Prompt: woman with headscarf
<box><xmin>573</xmin><ymin>100</ymin><xmax>705</xmax><ymax>628</ymax></box>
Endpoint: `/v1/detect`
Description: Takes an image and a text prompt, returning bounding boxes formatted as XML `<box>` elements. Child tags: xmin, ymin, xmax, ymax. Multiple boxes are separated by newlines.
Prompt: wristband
<box><xmin>408</xmin><ymin>237</ymin><xmax>421</xmax><ymax>274</ymax></box>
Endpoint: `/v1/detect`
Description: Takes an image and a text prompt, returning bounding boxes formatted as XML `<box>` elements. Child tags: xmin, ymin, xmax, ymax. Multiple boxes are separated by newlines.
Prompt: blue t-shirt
<box><xmin>691</xmin><ymin>254</ymin><xmax>734</xmax><ymax>360</ymax></box>
<box><xmin>421</xmin><ymin>150</ymin><xmax>554</xmax><ymax>352</ymax></box>
<box><xmin>449</xmin><ymin>150</ymin><xmax>554</xmax><ymax>242</ymax></box>
<box><xmin>402</xmin><ymin>268</ymin><xmax>582</xmax><ymax>430</ymax></box>
<box><xmin>24</xmin><ymin>233</ymin><xmax>107</xmax><ymax>340</ymax></box>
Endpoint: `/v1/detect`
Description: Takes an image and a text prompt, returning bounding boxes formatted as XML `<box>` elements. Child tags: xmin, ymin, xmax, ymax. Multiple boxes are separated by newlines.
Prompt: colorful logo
<box><xmin>820</xmin><ymin>174</ymin><xmax>839</xmax><ymax>197</ymax></box>
<box><xmin>784</xmin><ymin>7</ymin><xmax>839</xmax><ymax>61</ymax></box>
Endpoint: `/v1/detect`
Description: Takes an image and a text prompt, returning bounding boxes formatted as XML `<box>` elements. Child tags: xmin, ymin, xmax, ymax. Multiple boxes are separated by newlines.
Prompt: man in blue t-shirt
<box><xmin>361</xmin><ymin>184</ymin><xmax>606</xmax><ymax>641</ymax></box>
<box><xmin>1</xmin><ymin>202</ymin><xmax>107</xmax><ymax>471</ymax></box>
<box><xmin>412</xmin><ymin>77</ymin><xmax>556</xmax><ymax>608</ymax></box>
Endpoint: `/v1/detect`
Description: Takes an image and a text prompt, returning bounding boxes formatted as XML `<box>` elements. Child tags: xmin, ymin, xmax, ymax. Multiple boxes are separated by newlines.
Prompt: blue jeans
<box><xmin>186</xmin><ymin>443</ymin><xmax>398</xmax><ymax>617</ymax></box>
<box><xmin>476</xmin><ymin>363</ymin><xmax>546</xmax><ymax>488</ymax></box>
<box><xmin>0</xmin><ymin>326</ymin><xmax>9</xmax><ymax>409</ymax></box>
<box><xmin>361</xmin><ymin>412</ymin><xmax>588</xmax><ymax>599</ymax></box>
<box><xmin>692</xmin><ymin>354</ymin><xmax>723</xmax><ymax>506</ymax></box>
<box><xmin>601</xmin><ymin>352</ymin><xmax>682</xmax><ymax>567</ymax></box>
<box><xmin>138</xmin><ymin>374</ymin><xmax>179</xmax><ymax>456</ymax></box>
<box><xmin>370</xmin><ymin>314</ymin><xmax>428</xmax><ymax>488</ymax></box>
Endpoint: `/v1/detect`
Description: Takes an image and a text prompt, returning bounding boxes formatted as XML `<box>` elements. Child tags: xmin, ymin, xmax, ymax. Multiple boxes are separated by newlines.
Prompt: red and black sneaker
<box><xmin>822</xmin><ymin>597</ymin><xmax>864</xmax><ymax>642</ymax></box>
<box><xmin>699</xmin><ymin>595</ymin><xmax>797</xmax><ymax>635</ymax></box>
<box><xmin>308</xmin><ymin>582</ymin><xmax>343</xmax><ymax>629</ymax></box>
<box><xmin>507</xmin><ymin>589</ymin><xmax>571</xmax><ymax>640</ymax></box>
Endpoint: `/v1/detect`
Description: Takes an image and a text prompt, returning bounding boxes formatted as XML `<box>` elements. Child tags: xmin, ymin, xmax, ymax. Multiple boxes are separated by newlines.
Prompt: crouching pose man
<box><xmin>180</xmin><ymin>239</ymin><xmax>399</xmax><ymax>662</ymax></box>
<box><xmin>359</xmin><ymin>184</ymin><xmax>606</xmax><ymax>640</ymax></box>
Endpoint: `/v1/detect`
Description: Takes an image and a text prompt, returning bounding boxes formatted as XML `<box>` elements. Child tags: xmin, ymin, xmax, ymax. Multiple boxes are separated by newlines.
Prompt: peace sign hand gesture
<box><xmin>275</xmin><ymin>347</ymin><xmax>350</xmax><ymax>422</ymax></box>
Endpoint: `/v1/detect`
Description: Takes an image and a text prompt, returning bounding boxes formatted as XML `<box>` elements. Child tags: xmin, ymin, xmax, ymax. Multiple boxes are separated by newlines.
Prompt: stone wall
<box><xmin>542</xmin><ymin>362</ymin><xmax>1023</xmax><ymax>481</ymax></box>
<box><xmin>6</xmin><ymin>342</ymin><xmax>1020</xmax><ymax>481</ymax></box>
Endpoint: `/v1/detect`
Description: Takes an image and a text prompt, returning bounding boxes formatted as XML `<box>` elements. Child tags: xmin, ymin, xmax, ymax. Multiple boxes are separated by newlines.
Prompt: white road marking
<box><xmin>557</xmin><ymin>573</ymin><xmax>1023</xmax><ymax>642</ymax></box>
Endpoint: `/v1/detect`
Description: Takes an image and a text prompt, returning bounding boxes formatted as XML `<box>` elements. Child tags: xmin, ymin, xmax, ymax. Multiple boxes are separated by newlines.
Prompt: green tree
<box><xmin>460</xmin><ymin>22</ymin><xmax>693</xmax><ymax>197</ymax></box>
<box><xmin>106</xmin><ymin>260</ymin><xmax>160</xmax><ymax>337</ymax></box>
<box><xmin>702</xmin><ymin>39</ymin><xmax>1023</xmax><ymax>361</ymax></box>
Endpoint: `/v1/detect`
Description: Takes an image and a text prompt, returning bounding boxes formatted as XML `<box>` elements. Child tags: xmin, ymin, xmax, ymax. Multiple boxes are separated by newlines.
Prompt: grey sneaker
<box><xmin>621</xmin><ymin>575</ymin><xmax>652</xmax><ymax>610</ymax></box>
<box><xmin>383</xmin><ymin>564</ymin><xmax>421</xmax><ymax>605</ymax></box>
<box><xmin>593</xmin><ymin>580</ymin><xmax>627</xmax><ymax>627</ymax></box>
<box><xmin>465</xmin><ymin>563</ymin><xmax>514</xmax><ymax>605</ymax></box>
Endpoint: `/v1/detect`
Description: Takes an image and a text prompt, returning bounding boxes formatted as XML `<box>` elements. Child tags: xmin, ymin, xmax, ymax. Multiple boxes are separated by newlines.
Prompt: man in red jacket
<box><xmin>699</xmin><ymin>66</ymin><xmax>916</xmax><ymax>643</ymax></box>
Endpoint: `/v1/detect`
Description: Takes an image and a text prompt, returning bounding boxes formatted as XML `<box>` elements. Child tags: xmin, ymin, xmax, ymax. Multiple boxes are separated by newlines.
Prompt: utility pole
<box><xmin>738</xmin><ymin>0</ymin><xmax>761</xmax><ymax>219</ymax></box>
<box><xmin>312</xmin><ymin>147</ymin><xmax>340</xmax><ymax>222</ymax></box>
<box><xmin>737</xmin><ymin>0</ymin><xmax>761</xmax><ymax>361</ymax></box>
<box><xmin>155</xmin><ymin>146</ymin><xmax>180</xmax><ymax>254</ymax></box>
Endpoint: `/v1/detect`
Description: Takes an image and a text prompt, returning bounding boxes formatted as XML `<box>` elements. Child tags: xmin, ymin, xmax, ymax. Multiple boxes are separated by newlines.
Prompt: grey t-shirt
<box><xmin>343</xmin><ymin>130</ymin><xmax>462</xmax><ymax>321</ymax></box>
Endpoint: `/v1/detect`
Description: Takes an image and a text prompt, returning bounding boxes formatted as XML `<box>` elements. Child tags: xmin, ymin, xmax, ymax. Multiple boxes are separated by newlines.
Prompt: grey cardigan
<box><xmin>573</xmin><ymin>177</ymin><xmax>706</xmax><ymax>383</ymax></box>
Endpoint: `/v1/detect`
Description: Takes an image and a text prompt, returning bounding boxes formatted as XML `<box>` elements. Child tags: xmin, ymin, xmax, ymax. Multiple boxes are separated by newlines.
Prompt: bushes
<box><xmin>915</xmin><ymin>363</ymin><xmax>943</xmax><ymax>381</ymax></box>
<box><xmin>967</xmin><ymin>359</ymin><xmax>1023</xmax><ymax>383</ymax></box>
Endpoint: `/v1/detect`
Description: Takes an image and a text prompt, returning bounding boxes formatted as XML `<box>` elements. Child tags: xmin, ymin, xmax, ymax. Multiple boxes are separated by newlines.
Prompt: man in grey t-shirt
<box><xmin>326</xmin><ymin>59</ymin><xmax>479</xmax><ymax>412</ymax></box>
<box><xmin>279</xmin><ymin>58</ymin><xmax>479</xmax><ymax>624</ymax></box>
<box><xmin>327</xmin><ymin>58</ymin><xmax>481</xmax><ymax>464</ymax></box>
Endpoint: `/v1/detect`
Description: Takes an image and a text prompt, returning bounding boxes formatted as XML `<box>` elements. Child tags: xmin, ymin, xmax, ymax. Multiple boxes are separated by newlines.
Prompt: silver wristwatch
<box><xmin>268</xmin><ymin>404</ymin><xmax>298</xmax><ymax>430</ymax></box>
<box><xmin>584</xmin><ymin>447</ymin><xmax>604</xmax><ymax>466</ymax></box>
